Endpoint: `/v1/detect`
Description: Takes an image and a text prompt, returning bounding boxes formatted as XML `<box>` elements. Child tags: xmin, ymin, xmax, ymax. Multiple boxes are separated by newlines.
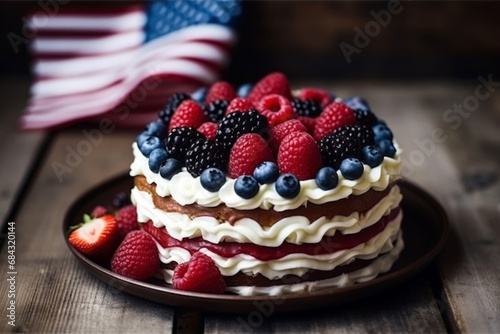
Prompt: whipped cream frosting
<box><xmin>129</xmin><ymin>141</ymin><xmax>402</xmax><ymax>211</ymax></box>
<box><xmin>131</xmin><ymin>185</ymin><xmax>402</xmax><ymax>246</ymax></box>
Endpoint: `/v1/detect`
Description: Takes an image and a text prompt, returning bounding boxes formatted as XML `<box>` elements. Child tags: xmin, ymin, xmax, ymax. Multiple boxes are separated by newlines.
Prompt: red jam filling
<box><xmin>143</xmin><ymin>207</ymin><xmax>400</xmax><ymax>261</ymax></box>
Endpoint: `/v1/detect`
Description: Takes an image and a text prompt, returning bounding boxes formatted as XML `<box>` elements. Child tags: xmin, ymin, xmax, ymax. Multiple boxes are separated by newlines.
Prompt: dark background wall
<box><xmin>1</xmin><ymin>1</ymin><xmax>499</xmax><ymax>83</ymax></box>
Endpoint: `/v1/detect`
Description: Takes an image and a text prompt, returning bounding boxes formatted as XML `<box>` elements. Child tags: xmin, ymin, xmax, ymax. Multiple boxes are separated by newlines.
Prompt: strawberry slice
<box><xmin>68</xmin><ymin>214</ymin><xmax>119</xmax><ymax>265</ymax></box>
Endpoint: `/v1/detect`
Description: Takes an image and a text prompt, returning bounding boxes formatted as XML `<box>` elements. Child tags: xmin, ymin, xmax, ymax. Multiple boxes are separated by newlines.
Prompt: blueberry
<box><xmin>340</xmin><ymin>158</ymin><xmax>364</xmax><ymax>180</ymax></box>
<box><xmin>315</xmin><ymin>167</ymin><xmax>339</xmax><ymax>190</ymax></box>
<box><xmin>344</xmin><ymin>96</ymin><xmax>370</xmax><ymax>110</ymax></box>
<box><xmin>361</xmin><ymin>145</ymin><xmax>384</xmax><ymax>168</ymax></box>
<box><xmin>372</xmin><ymin>124</ymin><xmax>393</xmax><ymax>142</ymax></box>
<box><xmin>275</xmin><ymin>174</ymin><xmax>301</xmax><ymax>199</ymax></box>
<box><xmin>253</xmin><ymin>161</ymin><xmax>279</xmax><ymax>184</ymax></box>
<box><xmin>237</xmin><ymin>83</ymin><xmax>252</xmax><ymax>97</ymax></box>
<box><xmin>234</xmin><ymin>175</ymin><xmax>259</xmax><ymax>199</ymax></box>
<box><xmin>159</xmin><ymin>158</ymin><xmax>182</xmax><ymax>180</ymax></box>
<box><xmin>144</xmin><ymin>120</ymin><xmax>166</xmax><ymax>138</ymax></box>
<box><xmin>377</xmin><ymin>139</ymin><xmax>396</xmax><ymax>158</ymax></box>
<box><xmin>139</xmin><ymin>136</ymin><xmax>163</xmax><ymax>157</ymax></box>
<box><xmin>191</xmin><ymin>87</ymin><xmax>207</xmax><ymax>103</ymax></box>
<box><xmin>148</xmin><ymin>148</ymin><xmax>169</xmax><ymax>173</ymax></box>
<box><xmin>136</xmin><ymin>131</ymin><xmax>150</xmax><ymax>148</ymax></box>
<box><xmin>200</xmin><ymin>168</ymin><xmax>226</xmax><ymax>192</ymax></box>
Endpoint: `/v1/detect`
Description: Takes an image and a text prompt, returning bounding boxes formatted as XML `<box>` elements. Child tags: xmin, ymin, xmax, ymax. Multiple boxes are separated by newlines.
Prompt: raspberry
<box><xmin>257</xmin><ymin>94</ymin><xmax>295</xmax><ymax>126</ymax></box>
<box><xmin>270</xmin><ymin>119</ymin><xmax>307</xmax><ymax>153</ymax></box>
<box><xmin>226</xmin><ymin>97</ymin><xmax>255</xmax><ymax>115</ymax></box>
<box><xmin>204</xmin><ymin>100</ymin><xmax>228</xmax><ymax>122</ymax></box>
<box><xmin>291</xmin><ymin>98</ymin><xmax>322</xmax><ymax>117</ymax></box>
<box><xmin>318</xmin><ymin>125</ymin><xmax>374</xmax><ymax>169</ymax></box>
<box><xmin>115</xmin><ymin>204</ymin><xmax>139</xmax><ymax>239</ymax></box>
<box><xmin>168</xmin><ymin>100</ymin><xmax>207</xmax><ymax>131</ymax></box>
<box><xmin>247</xmin><ymin>72</ymin><xmax>292</xmax><ymax>105</ymax></box>
<box><xmin>205</xmin><ymin>81</ymin><xmax>236</xmax><ymax>105</ymax></box>
<box><xmin>172</xmin><ymin>252</ymin><xmax>226</xmax><ymax>294</ymax></box>
<box><xmin>90</xmin><ymin>205</ymin><xmax>107</xmax><ymax>218</ymax></box>
<box><xmin>111</xmin><ymin>230</ymin><xmax>160</xmax><ymax>281</ymax></box>
<box><xmin>313</xmin><ymin>102</ymin><xmax>356</xmax><ymax>140</ymax></box>
<box><xmin>185</xmin><ymin>138</ymin><xmax>227</xmax><ymax>177</ymax></box>
<box><xmin>158</xmin><ymin>93</ymin><xmax>191</xmax><ymax>126</ymax></box>
<box><xmin>215</xmin><ymin>110</ymin><xmax>269</xmax><ymax>150</ymax></box>
<box><xmin>197</xmin><ymin>122</ymin><xmax>218</xmax><ymax>140</ymax></box>
<box><xmin>165</xmin><ymin>126</ymin><xmax>204</xmax><ymax>162</ymax></box>
<box><xmin>299</xmin><ymin>88</ymin><xmax>332</xmax><ymax>108</ymax></box>
<box><xmin>277</xmin><ymin>132</ymin><xmax>323</xmax><ymax>180</ymax></box>
<box><xmin>228</xmin><ymin>133</ymin><xmax>275</xmax><ymax>179</ymax></box>
<box><xmin>298</xmin><ymin>116</ymin><xmax>316</xmax><ymax>135</ymax></box>
<box><xmin>353</xmin><ymin>108</ymin><xmax>378</xmax><ymax>127</ymax></box>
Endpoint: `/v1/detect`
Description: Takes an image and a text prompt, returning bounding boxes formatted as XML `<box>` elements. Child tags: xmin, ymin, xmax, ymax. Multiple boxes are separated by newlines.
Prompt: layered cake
<box><xmin>129</xmin><ymin>72</ymin><xmax>403</xmax><ymax>296</ymax></box>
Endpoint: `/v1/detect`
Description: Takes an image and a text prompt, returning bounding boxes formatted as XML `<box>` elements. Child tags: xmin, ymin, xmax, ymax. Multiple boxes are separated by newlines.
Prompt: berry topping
<box><xmin>277</xmin><ymin>132</ymin><xmax>323</xmax><ymax>180</ymax></box>
<box><xmin>68</xmin><ymin>214</ymin><xmax>119</xmax><ymax>264</ymax></box>
<box><xmin>298</xmin><ymin>88</ymin><xmax>332</xmax><ymax>108</ymax></box>
<box><xmin>206</xmin><ymin>81</ymin><xmax>236</xmax><ymax>105</ymax></box>
<box><xmin>340</xmin><ymin>158</ymin><xmax>364</xmax><ymax>180</ymax></box>
<box><xmin>190</xmin><ymin>87</ymin><xmax>207</xmax><ymax>103</ymax></box>
<box><xmin>144</xmin><ymin>120</ymin><xmax>167</xmax><ymax>138</ymax></box>
<box><xmin>297</xmin><ymin>116</ymin><xmax>317</xmax><ymax>135</ymax></box>
<box><xmin>270</xmin><ymin>119</ymin><xmax>307</xmax><ymax>153</ymax></box>
<box><xmin>139</xmin><ymin>136</ymin><xmax>163</xmax><ymax>157</ymax></box>
<box><xmin>353</xmin><ymin>108</ymin><xmax>378</xmax><ymax>127</ymax></box>
<box><xmin>159</xmin><ymin>158</ymin><xmax>182</xmax><ymax>180</ymax></box>
<box><xmin>112</xmin><ymin>191</ymin><xmax>131</xmax><ymax>209</ymax></box>
<box><xmin>275</xmin><ymin>174</ymin><xmax>301</xmax><ymax>199</ymax></box>
<box><xmin>315</xmin><ymin>167</ymin><xmax>339</xmax><ymax>190</ymax></box>
<box><xmin>165</xmin><ymin>127</ymin><xmax>204</xmax><ymax>162</ymax></box>
<box><xmin>204</xmin><ymin>99</ymin><xmax>229</xmax><ymax>122</ymax></box>
<box><xmin>111</xmin><ymin>230</ymin><xmax>160</xmax><ymax>281</ymax></box>
<box><xmin>313</xmin><ymin>102</ymin><xmax>357</xmax><ymax>140</ymax></box>
<box><xmin>228</xmin><ymin>133</ymin><xmax>275</xmax><ymax>179</ymax></box>
<box><xmin>215</xmin><ymin>110</ymin><xmax>269</xmax><ymax>150</ymax></box>
<box><xmin>234</xmin><ymin>175</ymin><xmax>260</xmax><ymax>199</ymax></box>
<box><xmin>226</xmin><ymin>97</ymin><xmax>255</xmax><ymax>115</ymax></box>
<box><xmin>148</xmin><ymin>148</ymin><xmax>169</xmax><ymax>173</ymax></box>
<box><xmin>377</xmin><ymin>139</ymin><xmax>396</xmax><ymax>158</ymax></box>
<box><xmin>237</xmin><ymin>83</ymin><xmax>252</xmax><ymax>97</ymax></box>
<box><xmin>253</xmin><ymin>161</ymin><xmax>280</xmax><ymax>184</ymax></box>
<box><xmin>291</xmin><ymin>98</ymin><xmax>322</xmax><ymax>117</ymax></box>
<box><xmin>185</xmin><ymin>138</ymin><xmax>227</xmax><ymax>177</ymax></box>
<box><xmin>168</xmin><ymin>100</ymin><xmax>206</xmax><ymax>131</ymax></box>
<box><xmin>197</xmin><ymin>122</ymin><xmax>218</xmax><ymax>140</ymax></box>
<box><xmin>136</xmin><ymin>132</ymin><xmax>151</xmax><ymax>148</ymax></box>
<box><xmin>247</xmin><ymin>72</ymin><xmax>292</xmax><ymax>104</ymax></box>
<box><xmin>257</xmin><ymin>94</ymin><xmax>295</xmax><ymax>126</ymax></box>
<box><xmin>361</xmin><ymin>145</ymin><xmax>384</xmax><ymax>168</ymax></box>
<box><xmin>318</xmin><ymin>125</ymin><xmax>374</xmax><ymax>169</ymax></box>
<box><xmin>372</xmin><ymin>124</ymin><xmax>394</xmax><ymax>142</ymax></box>
<box><xmin>200</xmin><ymin>168</ymin><xmax>226</xmax><ymax>192</ymax></box>
<box><xmin>172</xmin><ymin>252</ymin><xmax>226</xmax><ymax>294</ymax></box>
<box><xmin>344</xmin><ymin>96</ymin><xmax>370</xmax><ymax>111</ymax></box>
<box><xmin>90</xmin><ymin>205</ymin><xmax>108</xmax><ymax>218</ymax></box>
<box><xmin>115</xmin><ymin>204</ymin><xmax>139</xmax><ymax>239</ymax></box>
<box><xmin>159</xmin><ymin>92</ymin><xmax>191</xmax><ymax>125</ymax></box>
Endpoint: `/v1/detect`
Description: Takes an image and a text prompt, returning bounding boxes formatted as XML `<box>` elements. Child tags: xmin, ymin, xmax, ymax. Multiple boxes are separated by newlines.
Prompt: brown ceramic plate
<box><xmin>63</xmin><ymin>174</ymin><xmax>448</xmax><ymax>313</ymax></box>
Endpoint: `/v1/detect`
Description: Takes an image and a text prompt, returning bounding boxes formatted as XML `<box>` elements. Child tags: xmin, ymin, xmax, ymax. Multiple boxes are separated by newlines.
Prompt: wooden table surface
<box><xmin>1</xmin><ymin>76</ymin><xmax>499</xmax><ymax>334</ymax></box>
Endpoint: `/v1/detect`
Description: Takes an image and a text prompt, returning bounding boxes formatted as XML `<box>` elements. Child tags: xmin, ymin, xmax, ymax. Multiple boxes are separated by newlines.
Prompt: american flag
<box><xmin>21</xmin><ymin>0</ymin><xmax>242</xmax><ymax>130</ymax></box>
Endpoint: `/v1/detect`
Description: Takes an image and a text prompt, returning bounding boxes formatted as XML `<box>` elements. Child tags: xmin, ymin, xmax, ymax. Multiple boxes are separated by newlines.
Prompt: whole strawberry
<box><xmin>278</xmin><ymin>131</ymin><xmax>323</xmax><ymax>180</ymax></box>
<box><xmin>115</xmin><ymin>204</ymin><xmax>139</xmax><ymax>240</ymax></box>
<box><xmin>270</xmin><ymin>119</ymin><xmax>307</xmax><ymax>153</ymax></box>
<box><xmin>111</xmin><ymin>230</ymin><xmax>160</xmax><ymax>281</ymax></box>
<box><xmin>173</xmin><ymin>252</ymin><xmax>226</xmax><ymax>294</ymax></box>
<box><xmin>168</xmin><ymin>100</ymin><xmax>206</xmax><ymax>131</ymax></box>
<box><xmin>226</xmin><ymin>97</ymin><xmax>255</xmax><ymax>115</ymax></box>
<box><xmin>228</xmin><ymin>133</ymin><xmax>275</xmax><ymax>179</ymax></box>
<box><xmin>247</xmin><ymin>72</ymin><xmax>292</xmax><ymax>104</ymax></box>
<box><xmin>205</xmin><ymin>81</ymin><xmax>236</xmax><ymax>105</ymax></box>
<box><xmin>313</xmin><ymin>102</ymin><xmax>356</xmax><ymax>140</ymax></box>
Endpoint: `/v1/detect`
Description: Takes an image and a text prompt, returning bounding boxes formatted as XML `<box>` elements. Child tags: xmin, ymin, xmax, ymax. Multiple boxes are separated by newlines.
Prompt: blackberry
<box><xmin>215</xmin><ymin>110</ymin><xmax>269</xmax><ymax>150</ymax></box>
<box><xmin>204</xmin><ymin>99</ymin><xmax>229</xmax><ymax>123</ymax></box>
<box><xmin>291</xmin><ymin>98</ymin><xmax>322</xmax><ymax>117</ymax></box>
<box><xmin>319</xmin><ymin>125</ymin><xmax>374</xmax><ymax>169</ymax></box>
<box><xmin>112</xmin><ymin>192</ymin><xmax>131</xmax><ymax>209</ymax></box>
<box><xmin>185</xmin><ymin>139</ymin><xmax>227</xmax><ymax>177</ymax></box>
<box><xmin>158</xmin><ymin>93</ymin><xmax>191</xmax><ymax>125</ymax></box>
<box><xmin>353</xmin><ymin>108</ymin><xmax>378</xmax><ymax>127</ymax></box>
<box><xmin>165</xmin><ymin>126</ymin><xmax>203</xmax><ymax>162</ymax></box>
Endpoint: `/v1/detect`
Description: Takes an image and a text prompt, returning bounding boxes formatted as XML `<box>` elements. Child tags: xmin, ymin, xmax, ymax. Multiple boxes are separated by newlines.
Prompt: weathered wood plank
<box><xmin>0</xmin><ymin>128</ymin><xmax>173</xmax><ymax>333</ymax></box>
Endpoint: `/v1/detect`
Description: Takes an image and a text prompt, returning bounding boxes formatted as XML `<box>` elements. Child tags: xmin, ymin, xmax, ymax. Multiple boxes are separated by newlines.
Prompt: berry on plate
<box><xmin>313</xmin><ymin>102</ymin><xmax>356</xmax><ymax>140</ymax></box>
<box><xmin>234</xmin><ymin>175</ymin><xmax>260</xmax><ymax>199</ymax></box>
<box><xmin>90</xmin><ymin>205</ymin><xmax>108</xmax><ymax>218</ymax></box>
<box><xmin>228</xmin><ymin>133</ymin><xmax>275</xmax><ymax>179</ymax></box>
<box><xmin>275</xmin><ymin>174</ymin><xmax>301</xmax><ymax>199</ymax></box>
<box><xmin>206</xmin><ymin>81</ymin><xmax>236</xmax><ymax>105</ymax></box>
<box><xmin>111</xmin><ymin>230</ymin><xmax>160</xmax><ymax>281</ymax></box>
<box><xmin>115</xmin><ymin>204</ymin><xmax>139</xmax><ymax>239</ymax></box>
<box><xmin>226</xmin><ymin>97</ymin><xmax>255</xmax><ymax>115</ymax></box>
<box><xmin>257</xmin><ymin>94</ymin><xmax>295</xmax><ymax>126</ymax></box>
<box><xmin>247</xmin><ymin>72</ymin><xmax>292</xmax><ymax>104</ymax></box>
<box><xmin>277</xmin><ymin>131</ymin><xmax>323</xmax><ymax>180</ymax></box>
<box><xmin>270</xmin><ymin>119</ymin><xmax>307</xmax><ymax>153</ymax></box>
<box><xmin>172</xmin><ymin>252</ymin><xmax>226</xmax><ymax>294</ymax></box>
<box><xmin>168</xmin><ymin>100</ymin><xmax>207</xmax><ymax>131</ymax></box>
